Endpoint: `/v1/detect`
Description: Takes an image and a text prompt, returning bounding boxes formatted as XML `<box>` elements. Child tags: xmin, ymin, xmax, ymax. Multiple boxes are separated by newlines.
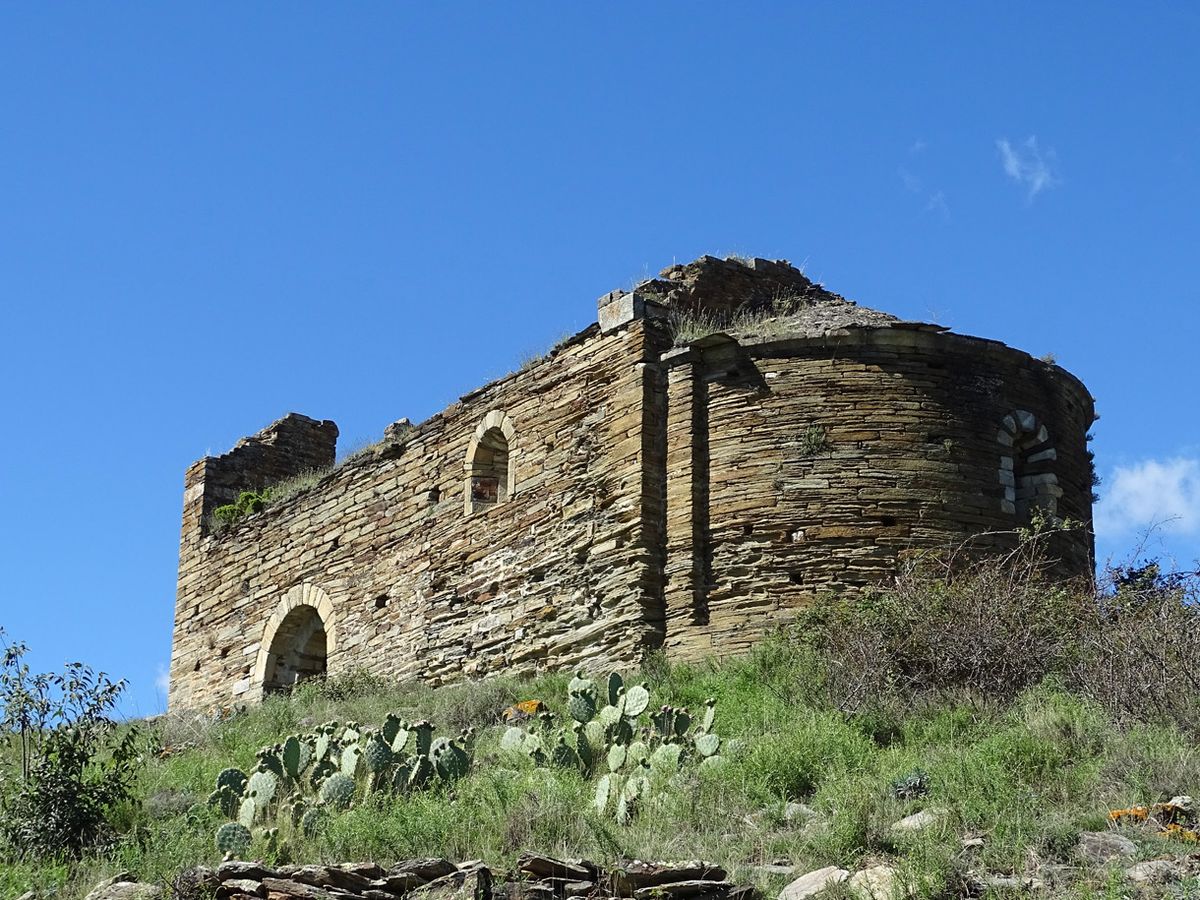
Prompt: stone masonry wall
<box><xmin>168</xmin><ymin>321</ymin><xmax>672</xmax><ymax>710</ymax></box>
<box><xmin>661</xmin><ymin>325</ymin><xmax>1095</xmax><ymax>660</ymax></box>
<box><xmin>169</xmin><ymin>256</ymin><xmax>1097</xmax><ymax>710</ymax></box>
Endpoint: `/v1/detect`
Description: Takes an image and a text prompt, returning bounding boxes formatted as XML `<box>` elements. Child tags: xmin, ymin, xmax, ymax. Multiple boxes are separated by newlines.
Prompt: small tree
<box><xmin>0</xmin><ymin>629</ymin><xmax>143</xmax><ymax>859</ymax></box>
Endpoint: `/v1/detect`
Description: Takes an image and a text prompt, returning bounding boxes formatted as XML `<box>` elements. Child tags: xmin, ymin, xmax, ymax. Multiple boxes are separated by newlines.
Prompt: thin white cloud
<box><xmin>996</xmin><ymin>136</ymin><xmax>1060</xmax><ymax>201</ymax></box>
<box><xmin>924</xmin><ymin>190</ymin><xmax>950</xmax><ymax>220</ymax></box>
<box><xmin>1094</xmin><ymin>456</ymin><xmax>1200</xmax><ymax>538</ymax></box>
<box><xmin>155</xmin><ymin>664</ymin><xmax>170</xmax><ymax>697</ymax></box>
<box><xmin>898</xmin><ymin>161</ymin><xmax>949</xmax><ymax>220</ymax></box>
<box><xmin>909</xmin><ymin>139</ymin><xmax>927</xmax><ymax>155</ymax></box>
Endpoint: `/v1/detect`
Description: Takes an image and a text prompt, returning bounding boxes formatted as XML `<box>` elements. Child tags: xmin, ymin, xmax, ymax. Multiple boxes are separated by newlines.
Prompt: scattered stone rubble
<box><xmin>83</xmin><ymin>855</ymin><xmax>758</xmax><ymax>900</ymax></box>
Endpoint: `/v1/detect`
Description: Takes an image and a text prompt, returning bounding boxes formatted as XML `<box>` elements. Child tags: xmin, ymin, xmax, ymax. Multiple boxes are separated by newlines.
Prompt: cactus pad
<box><xmin>246</xmin><ymin>769</ymin><xmax>278</xmax><ymax>805</ymax></box>
<box><xmin>363</xmin><ymin>736</ymin><xmax>392</xmax><ymax>773</ymax></box>
<box><xmin>300</xmin><ymin>805</ymin><xmax>327</xmax><ymax>837</ymax></box>
<box><xmin>607</xmin><ymin>744</ymin><xmax>627</xmax><ymax>772</ymax></box>
<box><xmin>624</xmin><ymin>684</ymin><xmax>651</xmax><ymax>717</ymax></box>
<box><xmin>568</xmin><ymin>690</ymin><xmax>597</xmax><ymax>723</ymax></box>
<box><xmin>215</xmin><ymin>822</ymin><xmax>252</xmax><ymax>856</ymax></box>
<box><xmin>215</xmin><ymin>767</ymin><xmax>248</xmax><ymax>795</ymax></box>
<box><xmin>694</xmin><ymin>732</ymin><xmax>720</xmax><ymax>758</ymax></box>
<box><xmin>320</xmin><ymin>772</ymin><xmax>356</xmax><ymax>809</ymax></box>
<box><xmin>606</xmin><ymin>671</ymin><xmax>624</xmax><ymax>706</ymax></box>
<box><xmin>434</xmin><ymin>739</ymin><xmax>470</xmax><ymax>780</ymax></box>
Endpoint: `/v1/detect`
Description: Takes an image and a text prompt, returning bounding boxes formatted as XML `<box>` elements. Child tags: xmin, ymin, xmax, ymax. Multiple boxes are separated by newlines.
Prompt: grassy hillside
<box><xmin>6</xmin><ymin>642</ymin><xmax>1200</xmax><ymax>899</ymax></box>
<box><xmin>5</xmin><ymin>537</ymin><xmax>1199</xmax><ymax>899</ymax></box>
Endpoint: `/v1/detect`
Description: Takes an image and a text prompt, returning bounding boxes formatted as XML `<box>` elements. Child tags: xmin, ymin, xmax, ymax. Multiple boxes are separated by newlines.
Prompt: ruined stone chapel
<box><xmin>168</xmin><ymin>256</ymin><xmax>1096</xmax><ymax>710</ymax></box>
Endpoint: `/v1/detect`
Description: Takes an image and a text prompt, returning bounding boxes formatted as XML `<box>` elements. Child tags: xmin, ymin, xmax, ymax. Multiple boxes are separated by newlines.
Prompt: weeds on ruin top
<box><xmin>667</xmin><ymin>289</ymin><xmax>817</xmax><ymax>347</ymax></box>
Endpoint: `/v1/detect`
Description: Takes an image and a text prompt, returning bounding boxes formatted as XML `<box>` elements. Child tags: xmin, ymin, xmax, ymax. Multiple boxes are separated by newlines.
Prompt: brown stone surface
<box><xmin>169</xmin><ymin>258</ymin><xmax>1095</xmax><ymax>710</ymax></box>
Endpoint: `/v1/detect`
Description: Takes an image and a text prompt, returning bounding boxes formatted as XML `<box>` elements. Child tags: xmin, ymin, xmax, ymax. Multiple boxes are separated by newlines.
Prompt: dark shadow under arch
<box><xmin>263</xmin><ymin>604</ymin><xmax>327</xmax><ymax>693</ymax></box>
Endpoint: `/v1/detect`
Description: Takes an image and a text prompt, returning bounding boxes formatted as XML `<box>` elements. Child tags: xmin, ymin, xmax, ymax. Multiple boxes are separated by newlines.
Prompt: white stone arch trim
<box><xmin>996</xmin><ymin>409</ymin><xmax>1060</xmax><ymax>517</ymax></box>
<box><xmin>463</xmin><ymin>409</ymin><xmax>517</xmax><ymax>512</ymax></box>
<box><xmin>252</xmin><ymin>582</ymin><xmax>337</xmax><ymax>693</ymax></box>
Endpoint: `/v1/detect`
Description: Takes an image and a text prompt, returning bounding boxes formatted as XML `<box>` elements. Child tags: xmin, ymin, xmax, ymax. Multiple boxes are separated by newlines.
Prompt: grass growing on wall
<box><xmin>667</xmin><ymin>290</ymin><xmax>816</xmax><ymax>347</ymax></box>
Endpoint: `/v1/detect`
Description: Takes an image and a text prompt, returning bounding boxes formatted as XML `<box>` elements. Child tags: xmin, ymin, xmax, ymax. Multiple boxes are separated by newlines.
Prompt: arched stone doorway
<box><xmin>263</xmin><ymin>605</ymin><xmax>327</xmax><ymax>692</ymax></box>
<box><xmin>253</xmin><ymin>583</ymin><xmax>337</xmax><ymax>697</ymax></box>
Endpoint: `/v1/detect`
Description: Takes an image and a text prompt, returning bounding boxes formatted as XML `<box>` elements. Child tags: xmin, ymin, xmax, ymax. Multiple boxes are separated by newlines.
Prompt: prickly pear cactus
<box><xmin>320</xmin><ymin>772</ymin><xmax>356</xmax><ymax>810</ymax></box>
<box><xmin>246</xmin><ymin>769</ymin><xmax>278</xmax><ymax>806</ymax></box>
<box><xmin>412</xmin><ymin>720</ymin><xmax>434</xmax><ymax>758</ymax></box>
<box><xmin>650</xmin><ymin>742</ymin><xmax>683</xmax><ymax>774</ymax></box>
<box><xmin>694</xmin><ymin>732</ymin><xmax>720</xmax><ymax>758</ymax></box>
<box><xmin>363</xmin><ymin>736</ymin><xmax>392</xmax><ymax>773</ymax></box>
<box><xmin>433</xmin><ymin>738</ymin><xmax>469</xmax><ymax>781</ymax></box>
<box><xmin>623</xmin><ymin>683</ymin><xmax>651</xmax><ymax>717</ymax></box>
<box><xmin>282</xmin><ymin>736</ymin><xmax>303</xmax><ymax>780</ymax></box>
<box><xmin>408</xmin><ymin>754</ymin><xmax>434</xmax><ymax>790</ymax></box>
<box><xmin>208</xmin><ymin>784</ymin><xmax>240</xmax><ymax>818</ymax></box>
<box><xmin>300</xmin><ymin>805</ymin><xmax>327</xmax><ymax>837</ymax></box>
<box><xmin>216</xmin><ymin>767</ymin><xmax>248</xmax><ymax>795</ymax></box>
<box><xmin>340</xmin><ymin>742</ymin><xmax>362</xmax><ymax>778</ymax></box>
<box><xmin>606</xmin><ymin>672</ymin><xmax>624</xmax><ymax>706</ymax></box>
<box><xmin>568</xmin><ymin>690</ymin><xmax>597</xmax><ymax>724</ymax></box>
<box><xmin>238</xmin><ymin>796</ymin><xmax>256</xmax><ymax>828</ymax></box>
<box><xmin>215</xmin><ymin>822</ymin><xmax>252</xmax><ymax>856</ymax></box>
<box><xmin>382</xmin><ymin>714</ymin><xmax>405</xmax><ymax>747</ymax></box>
<box><xmin>503</xmin><ymin>668</ymin><xmax>726</xmax><ymax>825</ymax></box>
<box><xmin>568</xmin><ymin>672</ymin><xmax>596</xmax><ymax>696</ymax></box>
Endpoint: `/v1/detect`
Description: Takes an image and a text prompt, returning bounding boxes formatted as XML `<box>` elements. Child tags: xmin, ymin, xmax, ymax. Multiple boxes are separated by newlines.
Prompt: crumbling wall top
<box><xmin>599</xmin><ymin>255</ymin><xmax>901</xmax><ymax>337</ymax></box>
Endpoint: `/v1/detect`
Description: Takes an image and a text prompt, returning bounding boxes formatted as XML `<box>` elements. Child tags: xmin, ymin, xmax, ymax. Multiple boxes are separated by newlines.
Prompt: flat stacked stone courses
<box><xmin>169</xmin><ymin>323</ymin><xmax>667</xmax><ymax>710</ymax></box>
<box><xmin>663</xmin><ymin>327</ymin><xmax>1095</xmax><ymax>660</ymax></box>
<box><xmin>169</xmin><ymin>254</ymin><xmax>1096</xmax><ymax>709</ymax></box>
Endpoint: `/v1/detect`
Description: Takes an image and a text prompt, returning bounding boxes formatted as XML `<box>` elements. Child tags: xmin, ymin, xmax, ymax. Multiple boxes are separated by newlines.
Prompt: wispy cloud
<box><xmin>898</xmin><ymin>166</ymin><xmax>922</xmax><ymax>193</ymax></box>
<box><xmin>155</xmin><ymin>664</ymin><xmax>171</xmax><ymax>697</ymax></box>
<box><xmin>996</xmin><ymin>136</ymin><xmax>1060</xmax><ymax>201</ymax></box>
<box><xmin>1094</xmin><ymin>456</ymin><xmax>1200</xmax><ymax>539</ymax></box>
<box><xmin>924</xmin><ymin>190</ymin><xmax>950</xmax><ymax>221</ymax></box>
<box><xmin>898</xmin><ymin>142</ymin><xmax>950</xmax><ymax>220</ymax></box>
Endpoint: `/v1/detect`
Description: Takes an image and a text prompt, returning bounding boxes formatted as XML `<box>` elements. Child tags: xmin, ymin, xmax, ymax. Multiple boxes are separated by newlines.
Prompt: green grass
<box><xmin>6</xmin><ymin>643</ymin><xmax>1200</xmax><ymax>899</ymax></box>
<box><xmin>668</xmin><ymin>289</ymin><xmax>814</xmax><ymax>346</ymax></box>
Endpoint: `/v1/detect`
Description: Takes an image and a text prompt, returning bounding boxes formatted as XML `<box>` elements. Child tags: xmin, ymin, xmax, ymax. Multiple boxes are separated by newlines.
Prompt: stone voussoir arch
<box><xmin>463</xmin><ymin>409</ymin><xmax>517</xmax><ymax>513</ymax></box>
<box><xmin>997</xmin><ymin>408</ymin><xmax>1060</xmax><ymax>519</ymax></box>
<box><xmin>252</xmin><ymin>582</ymin><xmax>337</xmax><ymax>697</ymax></box>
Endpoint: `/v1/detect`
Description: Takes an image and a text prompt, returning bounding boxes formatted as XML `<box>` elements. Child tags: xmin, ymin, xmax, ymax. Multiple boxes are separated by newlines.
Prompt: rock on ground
<box><xmin>1076</xmin><ymin>831</ymin><xmax>1137</xmax><ymax>864</ymax></box>
<box><xmin>83</xmin><ymin>876</ymin><xmax>163</xmax><ymax>900</ymax></box>
<box><xmin>890</xmin><ymin>809</ymin><xmax>944</xmax><ymax>834</ymax></box>
<box><xmin>848</xmin><ymin>865</ymin><xmax>902</xmax><ymax>900</ymax></box>
<box><xmin>778</xmin><ymin>867</ymin><xmax>850</xmax><ymax>900</ymax></box>
<box><xmin>1125</xmin><ymin>860</ymin><xmax>1181</xmax><ymax>884</ymax></box>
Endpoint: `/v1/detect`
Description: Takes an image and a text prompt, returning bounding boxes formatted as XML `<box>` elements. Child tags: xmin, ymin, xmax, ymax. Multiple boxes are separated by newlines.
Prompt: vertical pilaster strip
<box><xmin>664</xmin><ymin>356</ymin><xmax>710</xmax><ymax>653</ymax></box>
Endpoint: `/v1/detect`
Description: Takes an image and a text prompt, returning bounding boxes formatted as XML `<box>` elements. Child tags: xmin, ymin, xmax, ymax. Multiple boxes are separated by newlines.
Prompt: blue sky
<box><xmin>1</xmin><ymin>4</ymin><xmax>1196</xmax><ymax>715</ymax></box>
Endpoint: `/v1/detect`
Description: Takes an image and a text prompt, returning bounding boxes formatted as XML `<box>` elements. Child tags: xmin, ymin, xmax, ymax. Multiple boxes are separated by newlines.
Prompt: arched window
<box><xmin>464</xmin><ymin>410</ymin><xmax>517</xmax><ymax>514</ymax></box>
<box><xmin>997</xmin><ymin>409</ymin><xmax>1060</xmax><ymax>520</ymax></box>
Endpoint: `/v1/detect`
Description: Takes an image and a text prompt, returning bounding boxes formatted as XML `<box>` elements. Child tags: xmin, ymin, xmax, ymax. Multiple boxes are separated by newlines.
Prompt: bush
<box><xmin>796</xmin><ymin>522</ymin><xmax>1200</xmax><ymax>739</ymax></box>
<box><xmin>0</xmin><ymin>630</ymin><xmax>144</xmax><ymax>860</ymax></box>
<box><xmin>796</xmin><ymin>524</ymin><xmax>1090</xmax><ymax>714</ymax></box>
<box><xmin>1074</xmin><ymin>563</ymin><xmax>1200</xmax><ymax>735</ymax></box>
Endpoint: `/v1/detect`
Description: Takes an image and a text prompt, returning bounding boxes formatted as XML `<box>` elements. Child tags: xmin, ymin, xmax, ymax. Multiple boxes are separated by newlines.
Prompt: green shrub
<box><xmin>0</xmin><ymin>631</ymin><xmax>145</xmax><ymax>860</ymax></box>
